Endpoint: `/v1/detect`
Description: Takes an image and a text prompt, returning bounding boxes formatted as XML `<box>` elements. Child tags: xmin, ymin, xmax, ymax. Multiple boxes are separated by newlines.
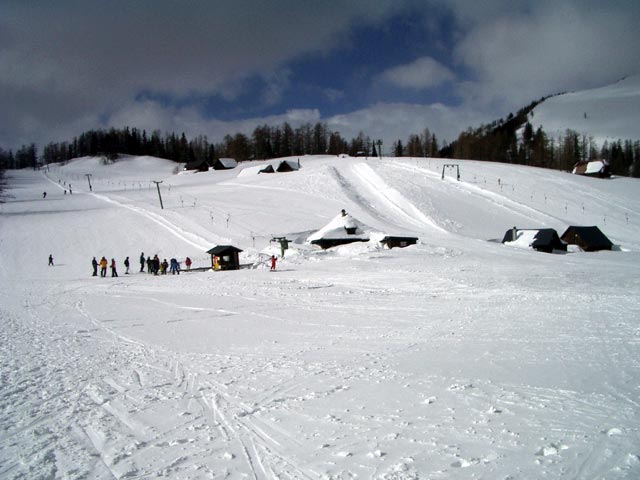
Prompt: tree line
<box><xmin>0</xmin><ymin>123</ymin><xmax>371</xmax><ymax>170</ymax></box>
<box><xmin>433</xmin><ymin>98</ymin><xmax>640</xmax><ymax>177</ymax></box>
<box><xmin>1</xmin><ymin>107</ymin><xmax>639</xmax><ymax>177</ymax></box>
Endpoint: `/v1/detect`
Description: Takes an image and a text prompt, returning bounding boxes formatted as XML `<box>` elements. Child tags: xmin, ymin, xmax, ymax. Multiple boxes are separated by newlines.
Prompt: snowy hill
<box><xmin>1</xmin><ymin>155</ymin><xmax>640</xmax><ymax>479</ymax></box>
<box><xmin>528</xmin><ymin>74</ymin><xmax>640</xmax><ymax>144</ymax></box>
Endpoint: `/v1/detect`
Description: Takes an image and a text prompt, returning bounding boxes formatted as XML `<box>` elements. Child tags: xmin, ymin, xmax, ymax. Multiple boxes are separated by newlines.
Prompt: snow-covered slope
<box><xmin>528</xmin><ymin>74</ymin><xmax>640</xmax><ymax>144</ymax></box>
<box><xmin>1</xmin><ymin>155</ymin><xmax>639</xmax><ymax>479</ymax></box>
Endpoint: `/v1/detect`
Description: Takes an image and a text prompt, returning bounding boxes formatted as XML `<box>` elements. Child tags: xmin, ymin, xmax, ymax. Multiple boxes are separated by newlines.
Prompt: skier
<box><xmin>270</xmin><ymin>255</ymin><xmax>277</xmax><ymax>271</ymax></box>
<box><xmin>139</xmin><ymin>252</ymin><xmax>145</xmax><ymax>272</ymax></box>
<box><xmin>124</xmin><ymin>256</ymin><xmax>130</xmax><ymax>274</ymax></box>
<box><xmin>152</xmin><ymin>255</ymin><xmax>160</xmax><ymax>275</ymax></box>
<box><xmin>91</xmin><ymin>257</ymin><xmax>98</xmax><ymax>276</ymax></box>
<box><xmin>99</xmin><ymin>257</ymin><xmax>108</xmax><ymax>277</ymax></box>
<box><xmin>110</xmin><ymin>258</ymin><xmax>118</xmax><ymax>277</ymax></box>
<box><xmin>161</xmin><ymin>259</ymin><xmax>169</xmax><ymax>275</ymax></box>
<box><xmin>43</xmin><ymin>191</ymin><xmax>47</xmax><ymax>198</ymax></box>
<box><xmin>280</xmin><ymin>238</ymin><xmax>288</xmax><ymax>258</ymax></box>
<box><xmin>169</xmin><ymin>258</ymin><xmax>179</xmax><ymax>275</ymax></box>
<box><xmin>146</xmin><ymin>256</ymin><xmax>152</xmax><ymax>273</ymax></box>
<box><xmin>48</xmin><ymin>254</ymin><xmax>54</xmax><ymax>266</ymax></box>
<box><xmin>185</xmin><ymin>256</ymin><xmax>192</xmax><ymax>271</ymax></box>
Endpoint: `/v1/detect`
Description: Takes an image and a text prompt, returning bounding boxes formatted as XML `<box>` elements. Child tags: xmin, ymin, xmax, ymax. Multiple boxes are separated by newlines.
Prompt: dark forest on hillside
<box><xmin>2</xmin><ymin>103</ymin><xmax>639</xmax><ymax>178</ymax></box>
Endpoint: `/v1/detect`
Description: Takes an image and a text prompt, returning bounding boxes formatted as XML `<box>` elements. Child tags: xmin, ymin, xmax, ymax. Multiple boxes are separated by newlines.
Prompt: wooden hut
<box><xmin>380</xmin><ymin>236</ymin><xmax>419</xmax><ymax>249</ymax></box>
<box><xmin>560</xmin><ymin>226</ymin><xmax>613</xmax><ymax>251</ymax></box>
<box><xmin>307</xmin><ymin>212</ymin><xmax>369</xmax><ymax>250</ymax></box>
<box><xmin>502</xmin><ymin>227</ymin><xmax>567</xmax><ymax>253</ymax></box>
<box><xmin>183</xmin><ymin>159</ymin><xmax>210</xmax><ymax>172</ymax></box>
<box><xmin>572</xmin><ymin>160</ymin><xmax>611</xmax><ymax>178</ymax></box>
<box><xmin>276</xmin><ymin>160</ymin><xmax>301</xmax><ymax>172</ymax></box>
<box><xmin>213</xmin><ymin>158</ymin><xmax>238</xmax><ymax>170</ymax></box>
<box><xmin>206</xmin><ymin>245</ymin><xmax>243</xmax><ymax>270</ymax></box>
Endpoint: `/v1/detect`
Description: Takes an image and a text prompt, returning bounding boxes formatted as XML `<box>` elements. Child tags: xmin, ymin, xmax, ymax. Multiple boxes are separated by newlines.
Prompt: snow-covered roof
<box><xmin>277</xmin><ymin>160</ymin><xmax>301</xmax><ymax>172</ymax></box>
<box><xmin>307</xmin><ymin>213</ymin><xmax>368</xmax><ymax>242</ymax></box>
<box><xmin>572</xmin><ymin>160</ymin><xmax>608</xmax><ymax>175</ymax></box>
<box><xmin>502</xmin><ymin>228</ymin><xmax>566</xmax><ymax>252</ymax></box>
<box><xmin>215</xmin><ymin>158</ymin><xmax>238</xmax><ymax>169</ymax></box>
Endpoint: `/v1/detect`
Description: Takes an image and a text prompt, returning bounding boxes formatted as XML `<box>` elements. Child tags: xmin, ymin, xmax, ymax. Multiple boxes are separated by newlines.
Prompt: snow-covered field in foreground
<box><xmin>1</xmin><ymin>155</ymin><xmax>639</xmax><ymax>479</ymax></box>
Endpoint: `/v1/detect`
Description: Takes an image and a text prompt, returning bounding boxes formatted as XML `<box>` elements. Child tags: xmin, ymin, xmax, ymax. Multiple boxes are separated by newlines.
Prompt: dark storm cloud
<box><xmin>0</xmin><ymin>0</ymin><xmax>399</xmax><ymax>148</ymax></box>
<box><xmin>1</xmin><ymin>0</ymin><xmax>639</xmax><ymax>152</ymax></box>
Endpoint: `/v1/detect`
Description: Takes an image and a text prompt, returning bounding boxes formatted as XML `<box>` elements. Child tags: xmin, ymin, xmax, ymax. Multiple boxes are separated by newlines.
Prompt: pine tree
<box><xmin>394</xmin><ymin>140</ymin><xmax>404</xmax><ymax>157</ymax></box>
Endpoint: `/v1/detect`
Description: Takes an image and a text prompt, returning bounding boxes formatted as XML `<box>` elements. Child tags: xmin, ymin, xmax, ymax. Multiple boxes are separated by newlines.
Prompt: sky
<box><xmin>1</xmin><ymin>0</ymin><xmax>639</xmax><ymax>154</ymax></box>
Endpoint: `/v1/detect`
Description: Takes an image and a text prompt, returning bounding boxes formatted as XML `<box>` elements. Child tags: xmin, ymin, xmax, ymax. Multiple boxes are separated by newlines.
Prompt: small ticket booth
<box><xmin>206</xmin><ymin>245</ymin><xmax>243</xmax><ymax>271</ymax></box>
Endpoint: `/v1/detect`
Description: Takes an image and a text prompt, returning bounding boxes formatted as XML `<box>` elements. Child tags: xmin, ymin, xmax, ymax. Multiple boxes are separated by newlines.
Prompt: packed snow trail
<box><xmin>350</xmin><ymin>162</ymin><xmax>448</xmax><ymax>233</ymax></box>
<box><xmin>2</xmin><ymin>162</ymin><xmax>640</xmax><ymax>479</ymax></box>
<box><xmin>43</xmin><ymin>170</ymin><xmax>215</xmax><ymax>251</ymax></box>
<box><xmin>93</xmin><ymin>192</ymin><xmax>213</xmax><ymax>251</ymax></box>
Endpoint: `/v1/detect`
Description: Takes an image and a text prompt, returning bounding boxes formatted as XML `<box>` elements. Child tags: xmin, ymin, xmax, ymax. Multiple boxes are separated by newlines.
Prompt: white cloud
<box><xmin>326</xmin><ymin>102</ymin><xmax>486</xmax><ymax>149</ymax></box>
<box><xmin>378</xmin><ymin>57</ymin><xmax>456</xmax><ymax>90</ymax></box>
<box><xmin>86</xmin><ymin>98</ymin><xmax>479</xmax><ymax>155</ymax></box>
<box><xmin>107</xmin><ymin>100</ymin><xmax>322</xmax><ymax>143</ymax></box>
<box><xmin>453</xmin><ymin>2</ymin><xmax>640</xmax><ymax>111</ymax></box>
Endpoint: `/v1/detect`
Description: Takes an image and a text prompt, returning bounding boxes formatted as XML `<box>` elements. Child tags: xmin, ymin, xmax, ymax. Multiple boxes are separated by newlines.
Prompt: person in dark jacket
<box><xmin>48</xmin><ymin>254</ymin><xmax>54</xmax><ymax>266</ymax></box>
<box><xmin>92</xmin><ymin>257</ymin><xmax>98</xmax><ymax>276</ymax></box>
<box><xmin>169</xmin><ymin>258</ymin><xmax>180</xmax><ymax>274</ymax></box>
<box><xmin>124</xmin><ymin>256</ymin><xmax>130</xmax><ymax>274</ymax></box>
<box><xmin>139</xmin><ymin>252</ymin><xmax>145</xmax><ymax>272</ymax></box>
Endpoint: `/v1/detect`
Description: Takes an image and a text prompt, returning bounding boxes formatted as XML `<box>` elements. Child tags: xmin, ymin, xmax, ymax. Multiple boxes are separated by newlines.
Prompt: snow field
<box><xmin>1</xmin><ymin>154</ymin><xmax>639</xmax><ymax>479</ymax></box>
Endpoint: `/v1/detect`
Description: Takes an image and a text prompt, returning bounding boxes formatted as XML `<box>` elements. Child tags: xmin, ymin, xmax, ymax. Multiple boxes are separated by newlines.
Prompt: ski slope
<box><xmin>1</xmin><ymin>154</ymin><xmax>639</xmax><ymax>479</ymax></box>
<box><xmin>528</xmin><ymin>74</ymin><xmax>640</xmax><ymax>145</ymax></box>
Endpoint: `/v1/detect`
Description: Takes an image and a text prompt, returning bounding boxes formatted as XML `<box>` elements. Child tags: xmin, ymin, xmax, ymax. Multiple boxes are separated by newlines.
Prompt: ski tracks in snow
<box><xmin>94</xmin><ymin>192</ymin><xmax>213</xmax><ymax>251</ymax></box>
<box><xmin>387</xmin><ymin>161</ymin><xmax>563</xmax><ymax>226</ymax></box>
<box><xmin>70</xmin><ymin>296</ymin><xmax>321</xmax><ymax>478</ymax></box>
<box><xmin>331</xmin><ymin>162</ymin><xmax>447</xmax><ymax>234</ymax></box>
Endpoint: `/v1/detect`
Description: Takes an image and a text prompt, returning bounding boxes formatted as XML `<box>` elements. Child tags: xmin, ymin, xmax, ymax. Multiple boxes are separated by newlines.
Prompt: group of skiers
<box><xmin>139</xmin><ymin>252</ymin><xmax>190</xmax><ymax>276</ymax></box>
<box><xmin>91</xmin><ymin>256</ymin><xmax>119</xmax><ymax>277</ymax></box>
<box><xmin>89</xmin><ymin>253</ymin><xmax>192</xmax><ymax>277</ymax></box>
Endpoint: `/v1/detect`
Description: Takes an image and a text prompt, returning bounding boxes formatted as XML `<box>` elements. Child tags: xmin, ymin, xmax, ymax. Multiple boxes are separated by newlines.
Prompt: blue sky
<box><xmin>1</xmin><ymin>0</ymin><xmax>639</xmax><ymax>153</ymax></box>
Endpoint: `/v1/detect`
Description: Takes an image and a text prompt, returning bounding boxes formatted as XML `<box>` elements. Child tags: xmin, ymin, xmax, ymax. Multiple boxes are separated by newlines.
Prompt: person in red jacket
<box><xmin>270</xmin><ymin>255</ymin><xmax>277</xmax><ymax>271</ymax></box>
<box><xmin>185</xmin><ymin>256</ymin><xmax>192</xmax><ymax>271</ymax></box>
<box><xmin>110</xmin><ymin>258</ymin><xmax>118</xmax><ymax>277</ymax></box>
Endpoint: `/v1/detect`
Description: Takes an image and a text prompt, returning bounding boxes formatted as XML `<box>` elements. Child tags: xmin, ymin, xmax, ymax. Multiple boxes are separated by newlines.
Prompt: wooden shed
<box><xmin>183</xmin><ymin>159</ymin><xmax>210</xmax><ymax>172</ymax></box>
<box><xmin>560</xmin><ymin>226</ymin><xmax>613</xmax><ymax>252</ymax></box>
<box><xmin>206</xmin><ymin>245</ymin><xmax>243</xmax><ymax>270</ymax></box>
<box><xmin>572</xmin><ymin>160</ymin><xmax>611</xmax><ymax>178</ymax></box>
<box><xmin>307</xmin><ymin>212</ymin><xmax>369</xmax><ymax>250</ymax></box>
<box><xmin>310</xmin><ymin>237</ymin><xmax>369</xmax><ymax>249</ymax></box>
<box><xmin>380</xmin><ymin>236</ymin><xmax>419</xmax><ymax>249</ymax></box>
<box><xmin>213</xmin><ymin>158</ymin><xmax>238</xmax><ymax>170</ymax></box>
<box><xmin>502</xmin><ymin>228</ymin><xmax>567</xmax><ymax>253</ymax></box>
<box><xmin>276</xmin><ymin>160</ymin><xmax>301</xmax><ymax>172</ymax></box>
